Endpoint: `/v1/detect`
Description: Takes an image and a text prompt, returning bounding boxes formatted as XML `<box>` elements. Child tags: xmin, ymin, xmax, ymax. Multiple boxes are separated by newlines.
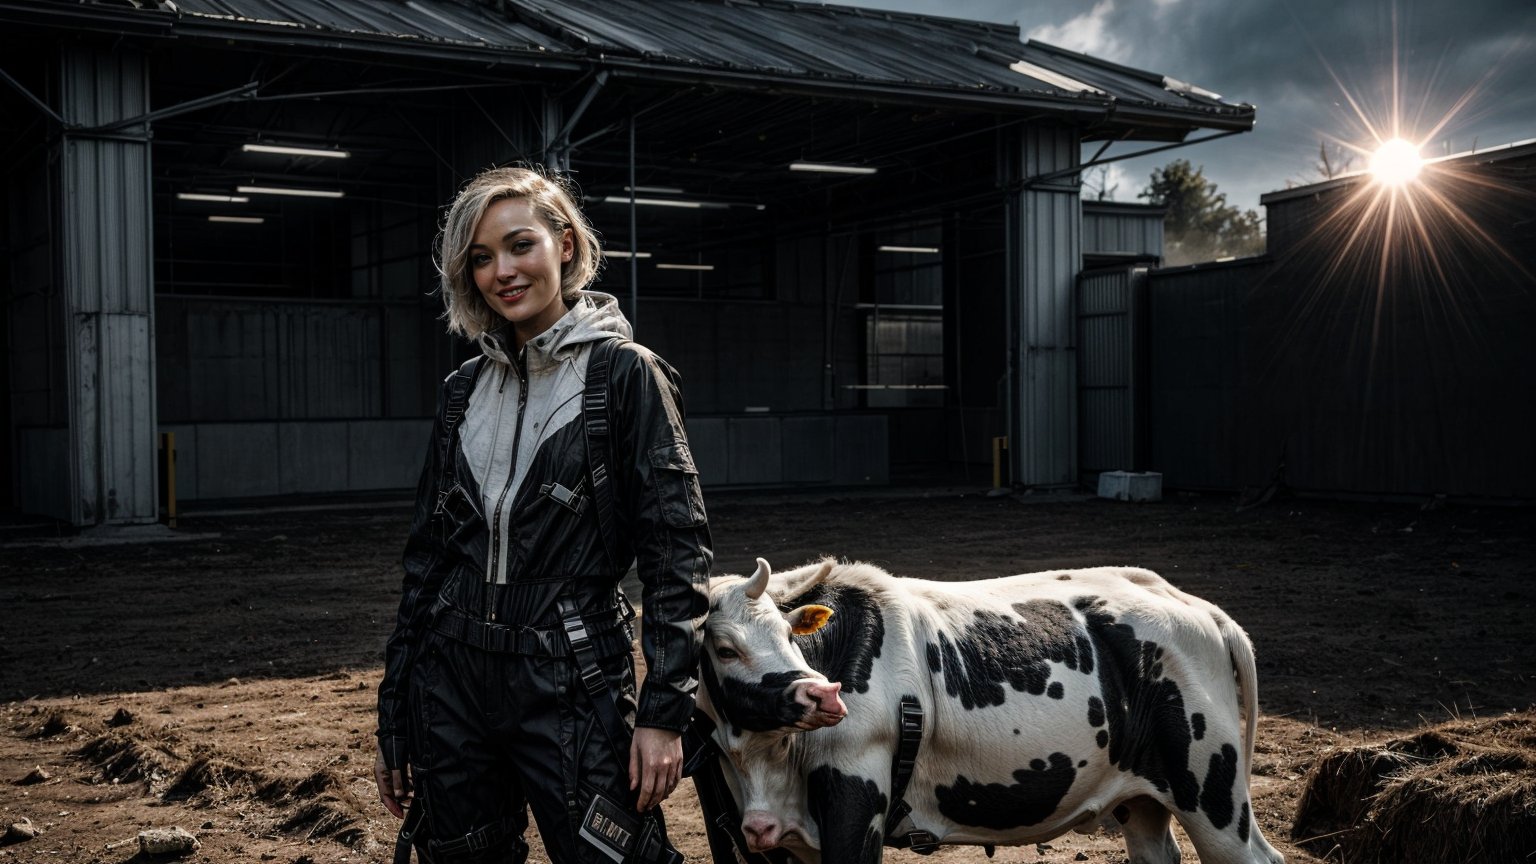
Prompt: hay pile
<box><xmin>1291</xmin><ymin>710</ymin><xmax>1536</xmax><ymax>863</ymax></box>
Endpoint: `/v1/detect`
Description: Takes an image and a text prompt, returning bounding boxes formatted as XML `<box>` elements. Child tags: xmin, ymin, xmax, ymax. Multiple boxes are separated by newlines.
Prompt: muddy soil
<box><xmin>2</xmin><ymin>489</ymin><xmax>1533</xmax><ymax>863</ymax></box>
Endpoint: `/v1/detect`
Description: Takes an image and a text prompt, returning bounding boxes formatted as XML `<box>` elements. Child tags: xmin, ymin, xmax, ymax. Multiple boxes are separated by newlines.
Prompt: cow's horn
<box><xmin>745</xmin><ymin>557</ymin><xmax>771</xmax><ymax>600</ymax></box>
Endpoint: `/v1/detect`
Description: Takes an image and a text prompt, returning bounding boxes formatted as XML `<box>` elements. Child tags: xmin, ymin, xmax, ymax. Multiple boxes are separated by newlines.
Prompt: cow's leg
<box><xmin>1169</xmin><ymin>780</ymin><xmax>1285</xmax><ymax>864</ymax></box>
<box><xmin>1114</xmin><ymin>796</ymin><xmax>1180</xmax><ymax>864</ymax></box>
<box><xmin>805</xmin><ymin>762</ymin><xmax>887</xmax><ymax>864</ymax></box>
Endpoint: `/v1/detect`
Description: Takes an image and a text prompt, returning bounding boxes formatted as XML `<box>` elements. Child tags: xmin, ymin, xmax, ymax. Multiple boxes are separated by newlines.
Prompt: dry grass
<box><xmin>1291</xmin><ymin>710</ymin><xmax>1536</xmax><ymax>863</ymax></box>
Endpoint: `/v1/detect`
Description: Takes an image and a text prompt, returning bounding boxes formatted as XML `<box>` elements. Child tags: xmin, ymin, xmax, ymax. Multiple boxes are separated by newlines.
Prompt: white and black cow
<box><xmin>699</xmin><ymin>558</ymin><xmax>1285</xmax><ymax>864</ymax></box>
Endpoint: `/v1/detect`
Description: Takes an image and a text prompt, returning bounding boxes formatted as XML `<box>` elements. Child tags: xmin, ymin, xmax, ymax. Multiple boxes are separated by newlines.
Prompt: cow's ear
<box><xmin>788</xmin><ymin>604</ymin><xmax>835</xmax><ymax>636</ymax></box>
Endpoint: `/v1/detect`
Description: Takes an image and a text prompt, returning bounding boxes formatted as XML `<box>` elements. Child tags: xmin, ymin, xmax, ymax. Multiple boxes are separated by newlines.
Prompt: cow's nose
<box><xmin>741</xmin><ymin>811</ymin><xmax>782</xmax><ymax>851</ymax></box>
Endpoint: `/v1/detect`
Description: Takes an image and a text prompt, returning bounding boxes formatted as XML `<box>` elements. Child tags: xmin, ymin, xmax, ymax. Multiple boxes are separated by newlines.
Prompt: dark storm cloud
<box><xmin>845</xmin><ymin>0</ymin><xmax>1536</xmax><ymax>210</ymax></box>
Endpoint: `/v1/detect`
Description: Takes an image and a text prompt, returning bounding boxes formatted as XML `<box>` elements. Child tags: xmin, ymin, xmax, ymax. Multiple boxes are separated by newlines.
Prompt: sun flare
<box><xmin>1369</xmin><ymin>138</ymin><xmax>1423</xmax><ymax>186</ymax></box>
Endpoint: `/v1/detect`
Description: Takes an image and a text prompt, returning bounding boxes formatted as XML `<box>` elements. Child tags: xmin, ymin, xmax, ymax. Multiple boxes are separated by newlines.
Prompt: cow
<box><xmin>696</xmin><ymin>557</ymin><xmax>1286</xmax><ymax>864</ymax></box>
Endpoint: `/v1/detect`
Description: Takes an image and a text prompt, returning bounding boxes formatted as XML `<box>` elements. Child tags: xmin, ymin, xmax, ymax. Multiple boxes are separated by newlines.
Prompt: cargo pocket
<box><xmin>647</xmin><ymin>440</ymin><xmax>706</xmax><ymax>528</ymax></box>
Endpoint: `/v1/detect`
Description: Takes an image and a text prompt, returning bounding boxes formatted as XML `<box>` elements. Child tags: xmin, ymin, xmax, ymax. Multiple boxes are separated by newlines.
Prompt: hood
<box><xmin>477</xmin><ymin>291</ymin><xmax>632</xmax><ymax>371</ymax></box>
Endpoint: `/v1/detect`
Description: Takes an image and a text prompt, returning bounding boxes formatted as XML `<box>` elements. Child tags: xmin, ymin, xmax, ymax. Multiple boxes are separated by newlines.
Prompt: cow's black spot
<box><xmin>1096</xmin><ymin>730</ymin><xmax>1109</xmax><ymax>748</ymax></box>
<box><xmin>925</xmin><ymin>601</ymin><xmax>1090</xmax><ymax>710</ymax></box>
<box><xmin>807</xmin><ymin>765</ymin><xmax>886</xmax><ymax>860</ymax></box>
<box><xmin>1191</xmin><ymin>713</ymin><xmax>1206</xmax><ymax>740</ymax></box>
<box><xmin>935</xmin><ymin>752</ymin><xmax>1076</xmax><ymax>829</ymax></box>
<box><xmin>782</xmin><ymin>585</ymin><xmax>884</xmax><ymax>694</ymax></box>
<box><xmin>1013</xmin><ymin>729</ymin><xmax>1020</xmax><ymax>735</ymax></box>
<box><xmin>1238</xmin><ymin>801</ymin><xmax>1251</xmax><ymax>842</ymax></box>
<box><xmin>1047</xmin><ymin>682</ymin><xmax>1064</xmax><ymax>700</ymax></box>
<box><xmin>1078</xmin><ymin>760</ymin><xmax>1087</xmax><ymax>768</ymax></box>
<box><xmin>1087</xmin><ymin>696</ymin><xmax>1105</xmax><ymax>728</ymax></box>
<box><xmin>716</xmin><ymin>670</ymin><xmax>808</xmax><ymax>734</ymax></box>
<box><xmin>1057</xmin><ymin>574</ymin><xmax>1071</xmax><ymax>580</ymax></box>
<box><xmin>1076</xmin><ymin>595</ymin><xmax>1201</xmax><ymax>812</ymax></box>
<box><xmin>1200</xmin><ymin>743</ymin><xmax>1239</xmax><ymax>829</ymax></box>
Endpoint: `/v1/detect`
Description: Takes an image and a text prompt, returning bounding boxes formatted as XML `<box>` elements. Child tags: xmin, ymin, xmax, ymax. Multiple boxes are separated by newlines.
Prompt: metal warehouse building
<box><xmin>1</xmin><ymin>0</ymin><xmax>1253</xmax><ymax>527</ymax></box>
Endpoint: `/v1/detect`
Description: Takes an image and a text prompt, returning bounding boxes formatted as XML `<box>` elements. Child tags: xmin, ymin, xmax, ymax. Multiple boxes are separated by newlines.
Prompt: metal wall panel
<box><xmin>1082</xmin><ymin>205</ymin><xmax>1164</xmax><ymax>258</ymax></box>
<box><xmin>1076</xmin><ymin>266</ymin><xmax>1147</xmax><ymax>474</ymax></box>
<box><xmin>58</xmin><ymin>45</ymin><xmax>157</xmax><ymax>525</ymax></box>
<box><xmin>1010</xmin><ymin>124</ymin><xmax>1081</xmax><ymax>486</ymax></box>
<box><xmin>1146</xmin><ymin>261</ymin><xmax>1257</xmax><ymax>490</ymax></box>
<box><xmin>157</xmin><ymin>298</ymin><xmax>411</xmax><ymax>422</ymax></box>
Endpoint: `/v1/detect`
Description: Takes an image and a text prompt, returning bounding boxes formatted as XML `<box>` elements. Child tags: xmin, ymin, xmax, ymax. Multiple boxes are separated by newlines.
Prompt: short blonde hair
<box><xmin>436</xmin><ymin>165</ymin><xmax>602</xmax><ymax>340</ymax></box>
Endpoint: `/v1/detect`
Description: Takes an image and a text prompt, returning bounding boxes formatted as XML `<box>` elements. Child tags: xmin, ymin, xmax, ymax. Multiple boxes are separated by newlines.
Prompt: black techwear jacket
<box><xmin>377</xmin><ymin>299</ymin><xmax>711</xmax><ymax>770</ymax></box>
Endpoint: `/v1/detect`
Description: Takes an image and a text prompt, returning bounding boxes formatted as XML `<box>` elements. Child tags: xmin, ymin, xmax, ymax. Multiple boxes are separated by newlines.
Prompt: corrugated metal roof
<box><xmin>512</xmin><ymin>0</ymin><xmax>1250</xmax><ymax>125</ymax></box>
<box><xmin>61</xmin><ymin>0</ymin><xmax>1253</xmax><ymax>131</ymax></box>
<box><xmin>167</xmin><ymin>0</ymin><xmax>573</xmax><ymax>53</ymax></box>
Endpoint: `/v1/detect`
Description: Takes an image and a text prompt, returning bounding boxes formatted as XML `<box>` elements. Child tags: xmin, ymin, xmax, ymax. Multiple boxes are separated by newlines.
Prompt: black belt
<box><xmin>431</xmin><ymin>606</ymin><xmax>634</xmax><ymax>657</ymax></box>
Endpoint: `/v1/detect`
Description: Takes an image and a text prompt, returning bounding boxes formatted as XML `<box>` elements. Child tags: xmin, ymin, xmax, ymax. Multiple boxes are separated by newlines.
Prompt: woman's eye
<box><xmin>513</xmin><ymin>240</ymin><xmax>534</xmax><ymax>252</ymax></box>
<box><xmin>471</xmin><ymin>254</ymin><xmax>491</xmax><ymax>267</ymax></box>
<box><xmin>715</xmin><ymin>646</ymin><xmax>740</xmax><ymax>661</ymax></box>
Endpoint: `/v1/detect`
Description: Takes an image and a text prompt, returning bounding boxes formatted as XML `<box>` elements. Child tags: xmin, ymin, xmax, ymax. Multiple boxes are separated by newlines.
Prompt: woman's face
<box><xmin>469</xmin><ymin>196</ymin><xmax>573</xmax><ymax>347</ymax></box>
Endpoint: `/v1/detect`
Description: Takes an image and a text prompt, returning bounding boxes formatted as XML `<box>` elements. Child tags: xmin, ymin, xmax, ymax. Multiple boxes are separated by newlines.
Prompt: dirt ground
<box><xmin>2</xmin><ymin>487</ymin><xmax>1533</xmax><ymax>863</ymax></box>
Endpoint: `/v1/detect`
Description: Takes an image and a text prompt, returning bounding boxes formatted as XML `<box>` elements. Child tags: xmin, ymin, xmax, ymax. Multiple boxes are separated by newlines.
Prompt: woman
<box><xmin>375</xmin><ymin>166</ymin><xmax>709</xmax><ymax>863</ymax></box>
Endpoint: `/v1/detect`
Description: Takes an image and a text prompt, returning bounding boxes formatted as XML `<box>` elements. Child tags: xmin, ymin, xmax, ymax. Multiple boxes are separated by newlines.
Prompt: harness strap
<box><xmin>558</xmin><ymin>595</ymin><xmax>634</xmax><ymax>765</ymax></box>
<box><xmin>428</xmin><ymin>814</ymin><xmax>526</xmax><ymax>860</ymax></box>
<box><xmin>431</xmin><ymin>605</ymin><xmax>632</xmax><ymax>657</ymax></box>
<box><xmin>432</xmin><ymin>355</ymin><xmax>486</xmax><ymax>520</ymax></box>
<box><xmin>583</xmin><ymin>337</ymin><xmax>626</xmax><ymax>575</ymax></box>
<box><xmin>394</xmin><ymin>799</ymin><xmax>425</xmax><ymax>864</ymax></box>
<box><xmin>884</xmin><ymin>695</ymin><xmax>938</xmax><ymax>854</ymax></box>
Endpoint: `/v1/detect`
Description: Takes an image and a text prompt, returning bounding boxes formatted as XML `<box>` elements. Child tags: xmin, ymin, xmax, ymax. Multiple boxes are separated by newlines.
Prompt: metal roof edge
<box><xmin>598</xmin><ymin>58</ymin><xmax>1256</xmax><ymax>133</ymax></box>
<box><xmin>1260</xmin><ymin>137</ymin><xmax>1536</xmax><ymax>206</ymax></box>
<box><xmin>1083</xmin><ymin>200</ymin><xmax>1167</xmax><ymax>215</ymax></box>
<box><xmin>0</xmin><ymin>1</ymin><xmax>176</xmax><ymax>38</ymax></box>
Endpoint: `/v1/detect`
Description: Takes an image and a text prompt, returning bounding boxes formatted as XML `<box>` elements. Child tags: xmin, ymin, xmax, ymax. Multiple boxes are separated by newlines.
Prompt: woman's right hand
<box><xmin>374</xmin><ymin>740</ymin><xmax>412</xmax><ymax>818</ymax></box>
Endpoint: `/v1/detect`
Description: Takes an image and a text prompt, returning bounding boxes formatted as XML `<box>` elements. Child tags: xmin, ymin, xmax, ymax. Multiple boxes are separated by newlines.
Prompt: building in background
<box><xmin>1</xmin><ymin>0</ymin><xmax>1253</xmax><ymax>526</ymax></box>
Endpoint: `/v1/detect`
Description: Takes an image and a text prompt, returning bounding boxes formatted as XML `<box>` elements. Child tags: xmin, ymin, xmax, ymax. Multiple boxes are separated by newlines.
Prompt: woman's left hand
<box><xmin>629</xmin><ymin>726</ymin><xmax>683</xmax><ymax>811</ymax></box>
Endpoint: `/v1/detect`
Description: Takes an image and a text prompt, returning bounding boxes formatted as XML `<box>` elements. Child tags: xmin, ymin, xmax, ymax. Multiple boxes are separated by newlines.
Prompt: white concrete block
<box><xmin>1097</xmin><ymin>470</ymin><xmax>1162</xmax><ymax>502</ymax></box>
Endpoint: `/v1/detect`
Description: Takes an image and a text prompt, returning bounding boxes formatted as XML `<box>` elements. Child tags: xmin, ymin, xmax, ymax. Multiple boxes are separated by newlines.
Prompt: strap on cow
<box><xmin>884</xmin><ymin>695</ymin><xmax>939</xmax><ymax>854</ymax></box>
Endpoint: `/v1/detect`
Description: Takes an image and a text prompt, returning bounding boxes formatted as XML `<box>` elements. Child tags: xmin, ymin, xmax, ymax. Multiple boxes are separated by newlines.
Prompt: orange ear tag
<box><xmin>789</xmin><ymin>604</ymin><xmax>835</xmax><ymax>636</ymax></box>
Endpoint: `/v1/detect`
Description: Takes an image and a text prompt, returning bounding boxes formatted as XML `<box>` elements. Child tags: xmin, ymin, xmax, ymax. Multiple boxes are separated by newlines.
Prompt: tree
<box><xmin>1139</xmin><ymin>159</ymin><xmax>1264</xmax><ymax>265</ymax></box>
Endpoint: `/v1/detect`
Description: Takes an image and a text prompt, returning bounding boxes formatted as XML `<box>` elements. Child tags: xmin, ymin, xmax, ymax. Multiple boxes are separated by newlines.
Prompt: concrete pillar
<box><xmin>57</xmin><ymin>44</ymin><xmax>157</xmax><ymax>525</ymax></box>
<box><xmin>1007</xmin><ymin>124</ymin><xmax>1082</xmax><ymax>487</ymax></box>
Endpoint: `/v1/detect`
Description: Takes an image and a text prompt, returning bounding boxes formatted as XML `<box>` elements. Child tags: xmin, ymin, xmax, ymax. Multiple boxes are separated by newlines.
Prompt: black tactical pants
<box><xmin>406</xmin><ymin>633</ymin><xmax>666</xmax><ymax>863</ymax></box>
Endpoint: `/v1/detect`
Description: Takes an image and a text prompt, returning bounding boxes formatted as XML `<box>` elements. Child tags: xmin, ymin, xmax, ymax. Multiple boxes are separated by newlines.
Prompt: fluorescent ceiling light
<box><xmin>878</xmin><ymin>245</ymin><xmax>941</xmax><ymax>254</ymax></box>
<box><xmin>178</xmin><ymin>193</ymin><xmax>250</xmax><ymax>203</ymax></box>
<box><xmin>656</xmin><ymin>263</ymin><xmax>714</xmax><ymax>271</ymax></box>
<box><xmin>624</xmin><ymin>185</ymin><xmax>685</xmax><ymax>195</ymax></box>
<box><xmin>208</xmin><ymin>215</ymin><xmax>265</xmax><ymax>224</ymax></box>
<box><xmin>237</xmin><ymin>185</ymin><xmax>345</xmax><ymax>199</ymax></box>
<box><xmin>790</xmin><ymin>161</ymin><xmax>877</xmax><ymax>175</ymax></box>
<box><xmin>593</xmin><ymin>196</ymin><xmax>728</xmax><ymax>209</ymax></box>
<box><xmin>601</xmin><ymin>250</ymin><xmax>653</xmax><ymax>259</ymax></box>
<box><xmin>243</xmin><ymin>143</ymin><xmax>350</xmax><ymax>159</ymax></box>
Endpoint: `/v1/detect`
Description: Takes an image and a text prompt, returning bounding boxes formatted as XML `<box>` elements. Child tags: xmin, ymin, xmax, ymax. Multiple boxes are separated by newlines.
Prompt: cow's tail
<box><xmin>1218</xmin><ymin>612</ymin><xmax>1260</xmax><ymax>780</ymax></box>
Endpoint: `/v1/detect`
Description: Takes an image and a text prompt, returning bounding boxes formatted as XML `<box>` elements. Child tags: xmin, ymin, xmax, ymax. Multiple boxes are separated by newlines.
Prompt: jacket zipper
<box><xmin>486</xmin><ymin>355</ymin><xmax>529</xmax><ymax>621</ymax></box>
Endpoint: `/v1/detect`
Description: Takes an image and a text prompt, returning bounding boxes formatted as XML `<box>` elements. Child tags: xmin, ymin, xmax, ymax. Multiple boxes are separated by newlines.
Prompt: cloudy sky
<box><xmin>844</xmin><ymin>0</ymin><xmax>1536</xmax><ymax>217</ymax></box>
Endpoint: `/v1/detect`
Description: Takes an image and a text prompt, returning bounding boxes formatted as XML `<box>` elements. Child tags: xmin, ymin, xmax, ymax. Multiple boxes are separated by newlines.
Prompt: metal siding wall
<box><xmin>1083</xmin><ymin>210</ymin><xmax>1163</xmax><ymax>257</ymax></box>
<box><xmin>1077</xmin><ymin>268</ymin><xmax>1134</xmax><ymax>473</ymax></box>
<box><xmin>1146</xmin><ymin>263</ymin><xmax>1254</xmax><ymax>489</ymax></box>
<box><xmin>158</xmin><ymin>298</ymin><xmax>394</xmax><ymax>422</ymax></box>
<box><xmin>1012</xmin><ymin>124</ymin><xmax>1081</xmax><ymax>486</ymax></box>
<box><xmin>59</xmin><ymin>45</ymin><xmax>157</xmax><ymax>525</ymax></box>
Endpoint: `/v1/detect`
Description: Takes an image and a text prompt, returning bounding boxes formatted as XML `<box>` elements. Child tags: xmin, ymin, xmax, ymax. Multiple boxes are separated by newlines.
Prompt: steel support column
<box><xmin>57</xmin><ymin>44</ymin><xmax>158</xmax><ymax>525</ymax></box>
<box><xmin>1006</xmin><ymin>124</ymin><xmax>1082</xmax><ymax>488</ymax></box>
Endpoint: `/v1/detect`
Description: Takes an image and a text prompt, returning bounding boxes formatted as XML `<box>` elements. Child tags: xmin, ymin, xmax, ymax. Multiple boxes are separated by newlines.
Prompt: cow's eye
<box><xmin>714</xmin><ymin>646</ymin><xmax>740</xmax><ymax>661</ymax></box>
